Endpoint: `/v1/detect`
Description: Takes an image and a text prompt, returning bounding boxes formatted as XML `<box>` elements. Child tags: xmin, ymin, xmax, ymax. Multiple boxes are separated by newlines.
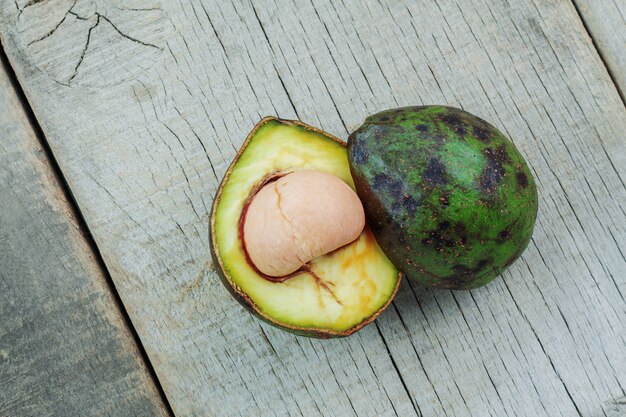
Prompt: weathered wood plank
<box><xmin>0</xmin><ymin>47</ymin><xmax>169</xmax><ymax>416</ymax></box>
<box><xmin>573</xmin><ymin>0</ymin><xmax>626</xmax><ymax>97</ymax></box>
<box><xmin>1</xmin><ymin>0</ymin><xmax>625</xmax><ymax>416</ymax></box>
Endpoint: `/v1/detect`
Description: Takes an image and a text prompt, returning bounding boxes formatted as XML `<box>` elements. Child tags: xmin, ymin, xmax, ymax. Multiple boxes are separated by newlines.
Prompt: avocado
<box><xmin>348</xmin><ymin>106</ymin><xmax>538</xmax><ymax>289</ymax></box>
<box><xmin>210</xmin><ymin>117</ymin><xmax>400</xmax><ymax>337</ymax></box>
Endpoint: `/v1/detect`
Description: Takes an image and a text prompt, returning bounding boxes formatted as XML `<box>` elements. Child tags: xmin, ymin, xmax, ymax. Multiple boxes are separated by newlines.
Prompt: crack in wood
<box><xmin>27</xmin><ymin>0</ymin><xmax>77</xmax><ymax>46</ymax></box>
<box><xmin>67</xmin><ymin>12</ymin><xmax>162</xmax><ymax>83</ymax></box>
<box><xmin>68</xmin><ymin>15</ymin><xmax>98</xmax><ymax>82</ymax></box>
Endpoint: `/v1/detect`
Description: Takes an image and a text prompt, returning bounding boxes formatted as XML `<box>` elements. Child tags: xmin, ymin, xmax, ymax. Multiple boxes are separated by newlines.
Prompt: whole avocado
<box><xmin>348</xmin><ymin>106</ymin><xmax>538</xmax><ymax>289</ymax></box>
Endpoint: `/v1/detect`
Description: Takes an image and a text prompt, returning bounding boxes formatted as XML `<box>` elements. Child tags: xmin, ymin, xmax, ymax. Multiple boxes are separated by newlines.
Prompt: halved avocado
<box><xmin>210</xmin><ymin>117</ymin><xmax>400</xmax><ymax>338</ymax></box>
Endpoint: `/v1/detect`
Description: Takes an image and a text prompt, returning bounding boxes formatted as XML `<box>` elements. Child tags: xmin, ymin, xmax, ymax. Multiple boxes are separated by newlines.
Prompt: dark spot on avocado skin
<box><xmin>421</xmin><ymin>221</ymin><xmax>468</xmax><ymax>252</ymax></box>
<box><xmin>350</xmin><ymin>140</ymin><xmax>368</xmax><ymax>164</ymax></box>
<box><xmin>497</xmin><ymin>228</ymin><xmax>511</xmax><ymax>244</ymax></box>
<box><xmin>454</xmin><ymin>223</ymin><xmax>469</xmax><ymax>245</ymax></box>
<box><xmin>478</xmin><ymin>145</ymin><xmax>511</xmax><ymax>194</ymax></box>
<box><xmin>438</xmin><ymin>112</ymin><xmax>468</xmax><ymax>136</ymax></box>
<box><xmin>493</xmin><ymin>145</ymin><xmax>512</xmax><ymax>163</ymax></box>
<box><xmin>373</xmin><ymin>173</ymin><xmax>403</xmax><ymax>195</ymax></box>
<box><xmin>444</xmin><ymin>258</ymin><xmax>492</xmax><ymax>286</ymax></box>
<box><xmin>403</xmin><ymin>195</ymin><xmax>421</xmax><ymax>214</ymax></box>
<box><xmin>422</xmin><ymin>230</ymin><xmax>456</xmax><ymax>252</ymax></box>
<box><xmin>423</xmin><ymin>158</ymin><xmax>447</xmax><ymax>186</ymax></box>
<box><xmin>516</xmin><ymin>171</ymin><xmax>529</xmax><ymax>188</ymax></box>
<box><xmin>476</xmin><ymin>259</ymin><xmax>489</xmax><ymax>269</ymax></box>
<box><xmin>474</xmin><ymin>126</ymin><xmax>492</xmax><ymax>143</ymax></box>
<box><xmin>439</xmin><ymin>112</ymin><xmax>462</xmax><ymax>127</ymax></box>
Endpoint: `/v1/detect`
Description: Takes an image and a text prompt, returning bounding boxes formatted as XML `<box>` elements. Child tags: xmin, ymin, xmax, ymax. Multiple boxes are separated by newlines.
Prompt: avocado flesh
<box><xmin>211</xmin><ymin>117</ymin><xmax>400</xmax><ymax>337</ymax></box>
<box><xmin>348</xmin><ymin>106</ymin><xmax>538</xmax><ymax>289</ymax></box>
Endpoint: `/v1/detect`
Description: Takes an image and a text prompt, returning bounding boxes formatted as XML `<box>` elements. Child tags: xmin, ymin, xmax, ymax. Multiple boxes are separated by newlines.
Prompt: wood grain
<box><xmin>1</xmin><ymin>0</ymin><xmax>625</xmax><ymax>416</ymax></box>
<box><xmin>0</xmin><ymin>45</ymin><xmax>169</xmax><ymax>416</ymax></box>
<box><xmin>573</xmin><ymin>0</ymin><xmax>626</xmax><ymax>97</ymax></box>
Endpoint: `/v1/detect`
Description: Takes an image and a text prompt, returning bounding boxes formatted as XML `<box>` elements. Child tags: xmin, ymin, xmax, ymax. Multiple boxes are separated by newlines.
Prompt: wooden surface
<box><xmin>1</xmin><ymin>0</ymin><xmax>625</xmax><ymax>416</ymax></box>
<box><xmin>0</xmin><ymin>53</ymin><xmax>169</xmax><ymax>415</ymax></box>
<box><xmin>573</xmin><ymin>0</ymin><xmax>626</xmax><ymax>97</ymax></box>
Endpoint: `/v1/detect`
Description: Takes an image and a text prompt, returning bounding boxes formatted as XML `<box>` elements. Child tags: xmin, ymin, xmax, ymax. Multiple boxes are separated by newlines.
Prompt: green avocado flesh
<box><xmin>348</xmin><ymin>106</ymin><xmax>538</xmax><ymax>289</ymax></box>
<box><xmin>211</xmin><ymin>117</ymin><xmax>400</xmax><ymax>337</ymax></box>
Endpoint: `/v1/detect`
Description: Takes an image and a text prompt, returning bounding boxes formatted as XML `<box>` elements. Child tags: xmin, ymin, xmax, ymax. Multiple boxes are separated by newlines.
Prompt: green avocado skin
<box><xmin>348</xmin><ymin>106</ymin><xmax>538</xmax><ymax>289</ymax></box>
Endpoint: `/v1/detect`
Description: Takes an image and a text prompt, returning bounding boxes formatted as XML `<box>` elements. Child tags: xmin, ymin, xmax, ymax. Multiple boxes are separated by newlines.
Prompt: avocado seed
<box><xmin>243</xmin><ymin>170</ymin><xmax>365</xmax><ymax>277</ymax></box>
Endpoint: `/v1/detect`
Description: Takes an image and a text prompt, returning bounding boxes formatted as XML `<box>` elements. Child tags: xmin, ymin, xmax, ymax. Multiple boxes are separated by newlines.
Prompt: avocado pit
<box><xmin>241</xmin><ymin>170</ymin><xmax>366</xmax><ymax>278</ymax></box>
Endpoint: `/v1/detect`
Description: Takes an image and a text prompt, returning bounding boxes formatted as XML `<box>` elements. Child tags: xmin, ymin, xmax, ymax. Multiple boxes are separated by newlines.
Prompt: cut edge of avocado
<box><xmin>210</xmin><ymin>117</ymin><xmax>402</xmax><ymax>338</ymax></box>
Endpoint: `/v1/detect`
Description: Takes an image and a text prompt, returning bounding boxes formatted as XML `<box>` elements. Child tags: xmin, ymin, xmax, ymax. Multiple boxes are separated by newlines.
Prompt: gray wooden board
<box><xmin>574</xmin><ymin>0</ymin><xmax>626</xmax><ymax>97</ymax></box>
<box><xmin>0</xmin><ymin>45</ymin><xmax>169</xmax><ymax>416</ymax></box>
<box><xmin>1</xmin><ymin>0</ymin><xmax>625</xmax><ymax>416</ymax></box>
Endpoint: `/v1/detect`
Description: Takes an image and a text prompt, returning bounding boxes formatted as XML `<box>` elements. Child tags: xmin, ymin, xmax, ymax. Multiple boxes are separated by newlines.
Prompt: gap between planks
<box><xmin>0</xmin><ymin>39</ymin><xmax>177</xmax><ymax>417</ymax></box>
<box><xmin>569</xmin><ymin>0</ymin><xmax>625</xmax><ymax>104</ymax></box>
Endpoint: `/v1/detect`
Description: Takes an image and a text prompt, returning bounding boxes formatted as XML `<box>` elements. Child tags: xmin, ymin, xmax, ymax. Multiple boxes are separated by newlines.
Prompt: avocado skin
<box><xmin>348</xmin><ymin>106</ymin><xmax>538</xmax><ymax>289</ymax></box>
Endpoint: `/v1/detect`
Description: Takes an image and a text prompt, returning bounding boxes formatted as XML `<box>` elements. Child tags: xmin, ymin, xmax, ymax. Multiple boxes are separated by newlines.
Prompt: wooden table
<box><xmin>1</xmin><ymin>1</ymin><xmax>624</xmax><ymax>416</ymax></box>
